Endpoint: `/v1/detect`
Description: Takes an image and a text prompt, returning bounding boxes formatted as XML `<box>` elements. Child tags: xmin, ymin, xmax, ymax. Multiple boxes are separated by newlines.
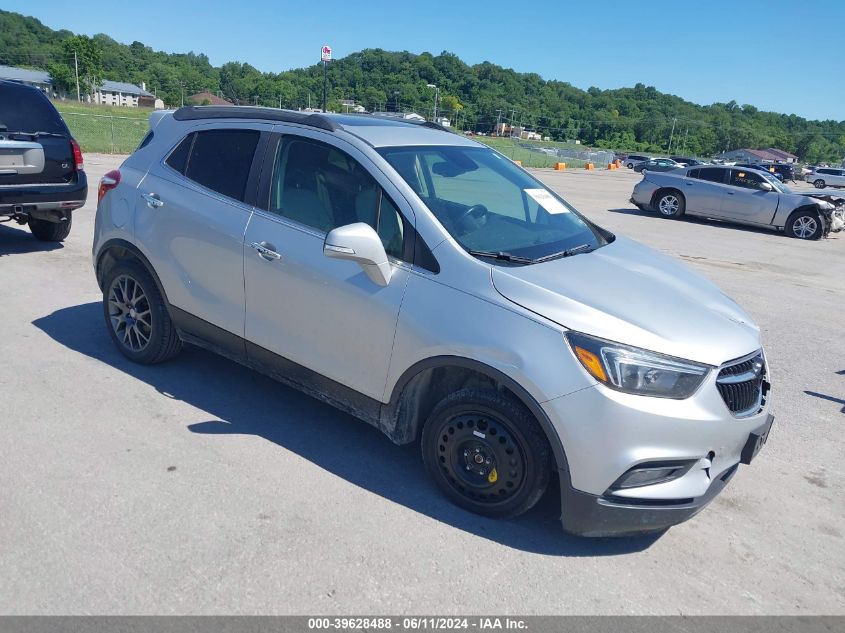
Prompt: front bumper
<box><xmin>558</xmin><ymin>413</ymin><xmax>774</xmax><ymax>537</ymax></box>
<box><xmin>542</xmin><ymin>371</ymin><xmax>773</xmax><ymax>536</ymax></box>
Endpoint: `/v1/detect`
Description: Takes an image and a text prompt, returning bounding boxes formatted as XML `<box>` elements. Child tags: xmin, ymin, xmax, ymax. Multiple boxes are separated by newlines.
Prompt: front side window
<box><xmin>379</xmin><ymin>145</ymin><xmax>608</xmax><ymax>263</ymax></box>
<box><xmin>268</xmin><ymin>136</ymin><xmax>406</xmax><ymax>259</ymax></box>
<box><xmin>184</xmin><ymin>129</ymin><xmax>260</xmax><ymax>202</ymax></box>
<box><xmin>730</xmin><ymin>169</ymin><xmax>768</xmax><ymax>191</ymax></box>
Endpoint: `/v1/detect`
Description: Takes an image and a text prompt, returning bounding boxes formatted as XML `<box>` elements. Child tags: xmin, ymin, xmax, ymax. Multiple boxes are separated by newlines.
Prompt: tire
<box><xmin>655</xmin><ymin>190</ymin><xmax>685</xmax><ymax>218</ymax></box>
<box><xmin>626</xmin><ymin>162</ymin><xmax>634</xmax><ymax>169</ymax></box>
<box><xmin>28</xmin><ymin>213</ymin><xmax>72</xmax><ymax>242</ymax></box>
<box><xmin>102</xmin><ymin>259</ymin><xmax>182</xmax><ymax>364</ymax></box>
<box><xmin>814</xmin><ymin>179</ymin><xmax>825</xmax><ymax>189</ymax></box>
<box><xmin>785</xmin><ymin>209</ymin><xmax>823</xmax><ymax>240</ymax></box>
<box><xmin>421</xmin><ymin>389</ymin><xmax>551</xmax><ymax>519</ymax></box>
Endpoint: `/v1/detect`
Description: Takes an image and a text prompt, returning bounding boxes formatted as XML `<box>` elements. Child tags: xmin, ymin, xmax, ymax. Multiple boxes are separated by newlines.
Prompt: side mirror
<box><xmin>760</xmin><ymin>182</ymin><xmax>774</xmax><ymax>192</ymax></box>
<box><xmin>323</xmin><ymin>222</ymin><xmax>392</xmax><ymax>287</ymax></box>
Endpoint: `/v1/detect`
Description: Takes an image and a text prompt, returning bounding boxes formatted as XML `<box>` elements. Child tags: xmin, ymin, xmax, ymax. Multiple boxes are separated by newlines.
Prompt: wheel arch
<box><xmin>95</xmin><ymin>239</ymin><xmax>171</xmax><ymax>306</ymax></box>
<box><xmin>784</xmin><ymin>204</ymin><xmax>828</xmax><ymax>236</ymax></box>
<box><xmin>384</xmin><ymin>356</ymin><xmax>570</xmax><ymax>473</ymax></box>
<box><xmin>650</xmin><ymin>186</ymin><xmax>685</xmax><ymax>208</ymax></box>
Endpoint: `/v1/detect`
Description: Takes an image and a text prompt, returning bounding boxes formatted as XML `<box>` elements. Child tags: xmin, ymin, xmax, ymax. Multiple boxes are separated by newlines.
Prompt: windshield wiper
<box><xmin>532</xmin><ymin>243</ymin><xmax>594</xmax><ymax>263</ymax></box>
<box><xmin>467</xmin><ymin>249</ymin><xmax>536</xmax><ymax>265</ymax></box>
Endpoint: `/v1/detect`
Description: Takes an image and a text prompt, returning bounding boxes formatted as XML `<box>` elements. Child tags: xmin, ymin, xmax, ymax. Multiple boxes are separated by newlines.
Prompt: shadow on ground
<box><xmin>0</xmin><ymin>223</ymin><xmax>64</xmax><ymax>256</ymax></box>
<box><xmin>606</xmin><ymin>207</ymin><xmax>782</xmax><ymax>237</ymax></box>
<box><xmin>33</xmin><ymin>301</ymin><xmax>663</xmax><ymax>557</ymax></box>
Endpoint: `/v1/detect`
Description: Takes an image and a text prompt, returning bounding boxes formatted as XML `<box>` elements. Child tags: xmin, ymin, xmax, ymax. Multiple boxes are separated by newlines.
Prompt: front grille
<box><xmin>716</xmin><ymin>351</ymin><xmax>767</xmax><ymax>417</ymax></box>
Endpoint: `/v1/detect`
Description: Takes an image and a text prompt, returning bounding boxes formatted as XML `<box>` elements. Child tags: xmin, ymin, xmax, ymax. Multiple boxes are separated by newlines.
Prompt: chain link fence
<box><xmin>476</xmin><ymin>136</ymin><xmax>619</xmax><ymax>169</ymax></box>
<box><xmin>60</xmin><ymin>111</ymin><xmax>149</xmax><ymax>154</ymax></box>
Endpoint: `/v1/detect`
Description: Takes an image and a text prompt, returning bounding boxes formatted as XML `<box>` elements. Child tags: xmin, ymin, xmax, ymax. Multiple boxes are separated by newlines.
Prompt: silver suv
<box><xmin>93</xmin><ymin>106</ymin><xmax>774</xmax><ymax>537</ymax></box>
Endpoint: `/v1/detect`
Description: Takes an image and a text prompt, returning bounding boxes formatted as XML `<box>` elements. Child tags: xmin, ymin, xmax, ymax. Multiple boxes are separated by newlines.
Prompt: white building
<box><xmin>0</xmin><ymin>65</ymin><xmax>158</xmax><ymax>108</ymax></box>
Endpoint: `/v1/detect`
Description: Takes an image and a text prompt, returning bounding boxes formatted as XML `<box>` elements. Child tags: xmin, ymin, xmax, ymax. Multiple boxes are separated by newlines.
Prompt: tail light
<box><xmin>98</xmin><ymin>170</ymin><xmax>121</xmax><ymax>205</ymax></box>
<box><xmin>70</xmin><ymin>138</ymin><xmax>84</xmax><ymax>171</ymax></box>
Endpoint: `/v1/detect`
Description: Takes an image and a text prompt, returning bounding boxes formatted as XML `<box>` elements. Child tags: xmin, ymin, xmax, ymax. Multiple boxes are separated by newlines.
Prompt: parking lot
<box><xmin>1</xmin><ymin>154</ymin><xmax>843</xmax><ymax>615</ymax></box>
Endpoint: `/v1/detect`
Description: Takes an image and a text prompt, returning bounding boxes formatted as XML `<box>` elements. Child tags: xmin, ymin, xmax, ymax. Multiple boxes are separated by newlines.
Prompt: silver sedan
<box><xmin>631</xmin><ymin>164</ymin><xmax>844</xmax><ymax>239</ymax></box>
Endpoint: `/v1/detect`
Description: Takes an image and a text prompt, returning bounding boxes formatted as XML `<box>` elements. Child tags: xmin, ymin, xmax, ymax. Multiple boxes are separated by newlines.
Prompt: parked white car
<box><xmin>806</xmin><ymin>167</ymin><xmax>845</xmax><ymax>189</ymax></box>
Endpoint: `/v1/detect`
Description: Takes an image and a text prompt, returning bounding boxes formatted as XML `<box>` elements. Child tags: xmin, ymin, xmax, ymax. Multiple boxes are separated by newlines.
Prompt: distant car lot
<box><xmin>0</xmin><ymin>156</ymin><xmax>842</xmax><ymax>615</ymax></box>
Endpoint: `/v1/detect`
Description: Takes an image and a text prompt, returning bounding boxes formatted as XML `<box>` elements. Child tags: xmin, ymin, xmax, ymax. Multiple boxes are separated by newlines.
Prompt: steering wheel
<box><xmin>455</xmin><ymin>204</ymin><xmax>489</xmax><ymax>225</ymax></box>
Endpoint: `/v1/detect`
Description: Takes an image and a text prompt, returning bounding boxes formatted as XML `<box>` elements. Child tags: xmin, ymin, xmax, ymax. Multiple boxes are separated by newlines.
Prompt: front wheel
<box><xmin>421</xmin><ymin>389</ymin><xmax>551</xmax><ymax>519</ymax></box>
<box><xmin>28</xmin><ymin>213</ymin><xmax>72</xmax><ymax>241</ymax></box>
<box><xmin>785</xmin><ymin>210</ymin><xmax>823</xmax><ymax>240</ymax></box>
<box><xmin>655</xmin><ymin>191</ymin><xmax>685</xmax><ymax>218</ymax></box>
<box><xmin>814</xmin><ymin>179</ymin><xmax>826</xmax><ymax>189</ymax></box>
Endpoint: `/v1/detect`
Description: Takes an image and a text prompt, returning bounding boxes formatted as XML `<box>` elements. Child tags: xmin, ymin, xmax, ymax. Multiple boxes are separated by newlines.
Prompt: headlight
<box><xmin>566</xmin><ymin>332</ymin><xmax>710</xmax><ymax>399</ymax></box>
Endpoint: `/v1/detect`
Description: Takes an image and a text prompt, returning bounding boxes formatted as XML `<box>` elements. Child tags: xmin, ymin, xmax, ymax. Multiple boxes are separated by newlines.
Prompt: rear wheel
<box><xmin>102</xmin><ymin>260</ymin><xmax>182</xmax><ymax>364</ymax></box>
<box><xmin>785</xmin><ymin>209</ymin><xmax>822</xmax><ymax>240</ymax></box>
<box><xmin>28</xmin><ymin>213</ymin><xmax>72</xmax><ymax>242</ymax></box>
<box><xmin>655</xmin><ymin>190</ymin><xmax>685</xmax><ymax>218</ymax></box>
<box><xmin>814</xmin><ymin>179</ymin><xmax>826</xmax><ymax>189</ymax></box>
<box><xmin>421</xmin><ymin>389</ymin><xmax>551</xmax><ymax>519</ymax></box>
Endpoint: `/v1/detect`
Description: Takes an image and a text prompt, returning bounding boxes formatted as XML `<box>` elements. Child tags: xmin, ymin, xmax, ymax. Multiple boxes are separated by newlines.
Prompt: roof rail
<box><xmin>172</xmin><ymin>106</ymin><xmax>342</xmax><ymax>132</ymax></box>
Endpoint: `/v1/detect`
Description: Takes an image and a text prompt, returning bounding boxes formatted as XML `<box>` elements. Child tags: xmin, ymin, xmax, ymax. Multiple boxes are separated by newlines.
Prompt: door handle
<box><xmin>250</xmin><ymin>241</ymin><xmax>281</xmax><ymax>261</ymax></box>
<box><xmin>726</xmin><ymin>191</ymin><xmax>735</xmax><ymax>195</ymax></box>
<box><xmin>142</xmin><ymin>192</ymin><xmax>164</xmax><ymax>209</ymax></box>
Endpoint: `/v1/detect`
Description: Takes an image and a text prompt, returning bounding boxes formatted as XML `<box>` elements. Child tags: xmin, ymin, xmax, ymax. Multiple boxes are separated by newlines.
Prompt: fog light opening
<box><xmin>610</xmin><ymin>460</ymin><xmax>695</xmax><ymax>490</ymax></box>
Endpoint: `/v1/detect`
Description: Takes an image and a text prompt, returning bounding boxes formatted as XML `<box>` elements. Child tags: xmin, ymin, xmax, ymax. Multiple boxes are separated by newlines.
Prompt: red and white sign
<box><xmin>321</xmin><ymin>45</ymin><xmax>332</xmax><ymax>63</ymax></box>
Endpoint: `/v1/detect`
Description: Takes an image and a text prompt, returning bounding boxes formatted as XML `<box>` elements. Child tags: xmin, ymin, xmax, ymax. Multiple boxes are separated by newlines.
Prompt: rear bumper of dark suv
<box><xmin>0</xmin><ymin>175</ymin><xmax>88</xmax><ymax>220</ymax></box>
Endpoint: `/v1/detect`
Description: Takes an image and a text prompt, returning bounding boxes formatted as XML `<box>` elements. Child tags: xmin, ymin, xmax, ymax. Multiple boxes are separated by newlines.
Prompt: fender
<box><xmin>94</xmin><ymin>238</ymin><xmax>171</xmax><ymax>306</ymax></box>
<box><xmin>386</xmin><ymin>355</ymin><xmax>570</xmax><ymax>474</ymax></box>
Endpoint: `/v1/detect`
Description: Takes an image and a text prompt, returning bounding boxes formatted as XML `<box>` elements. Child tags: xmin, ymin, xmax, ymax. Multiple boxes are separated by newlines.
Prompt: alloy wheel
<box><xmin>658</xmin><ymin>195</ymin><xmax>679</xmax><ymax>216</ymax></box>
<box><xmin>108</xmin><ymin>274</ymin><xmax>152</xmax><ymax>352</ymax></box>
<box><xmin>792</xmin><ymin>215</ymin><xmax>818</xmax><ymax>239</ymax></box>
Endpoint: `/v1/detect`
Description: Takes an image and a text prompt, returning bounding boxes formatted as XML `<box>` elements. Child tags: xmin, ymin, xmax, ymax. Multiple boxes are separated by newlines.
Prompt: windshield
<box><xmin>761</xmin><ymin>170</ymin><xmax>790</xmax><ymax>193</ymax></box>
<box><xmin>378</xmin><ymin>145</ymin><xmax>609</xmax><ymax>263</ymax></box>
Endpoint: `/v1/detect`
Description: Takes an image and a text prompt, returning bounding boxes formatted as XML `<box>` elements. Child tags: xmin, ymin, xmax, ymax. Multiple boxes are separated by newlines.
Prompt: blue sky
<box><xmin>7</xmin><ymin>0</ymin><xmax>844</xmax><ymax>121</ymax></box>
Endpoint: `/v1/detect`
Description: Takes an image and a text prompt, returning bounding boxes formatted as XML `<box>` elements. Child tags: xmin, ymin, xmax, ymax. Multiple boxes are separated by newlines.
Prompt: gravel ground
<box><xmin>0</xmin><ymin>155</ymin><xmax>842</xmax><ymax>615</ymax></box>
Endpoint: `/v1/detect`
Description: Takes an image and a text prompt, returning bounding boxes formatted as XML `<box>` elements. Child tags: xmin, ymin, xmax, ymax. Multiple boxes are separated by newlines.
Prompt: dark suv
<box><xmin>0</xmin><ymin>80</ymin><xmax>87</xmax><ymax>241</ymax></box>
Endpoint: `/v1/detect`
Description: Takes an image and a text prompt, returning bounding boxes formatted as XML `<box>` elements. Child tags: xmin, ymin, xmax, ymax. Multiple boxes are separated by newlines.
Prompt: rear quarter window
<box><xmin>0</xmin><ymin>83</ymin><xmax>68</xmax><ymax>135</ymax></box>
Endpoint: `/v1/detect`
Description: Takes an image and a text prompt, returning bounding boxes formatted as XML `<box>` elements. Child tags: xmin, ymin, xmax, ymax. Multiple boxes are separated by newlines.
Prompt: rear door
<box><xmin>683</xmin><ymin>166</ymin><xmax>728</xmax><ymax>214</ymax></box>
<box><xmin>135</xmin><ymin>124</ymin><xmax>269</xmax><ymax>338</ymax></box>
<box><xmin>0</xmin><ymin>82</ymin><xmax>74</xmax><ymax>186</ymax></box>
<box><xmin>720</xmin><ymin>168</ymin><xmax>780</xmax><ymax>224</ymax></box>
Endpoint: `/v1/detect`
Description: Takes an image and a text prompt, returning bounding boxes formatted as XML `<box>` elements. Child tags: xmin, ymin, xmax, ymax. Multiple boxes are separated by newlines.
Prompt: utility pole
<box><xmin>180</xmin><ymin>81</ymin><xmax>185</xmax><ymax>107</ymax></box>
<box><xmin>74</xmin><ymin>50</ymin><xmax>81</xmax><ymax>102</ymax></box>
<box><xmin>427</xmin><ymin>84</ymin><xmax>439</xmax><ymax>122</ymax></box>
<box><xmin>495</xmin><ymin>109</ymin><xmax>503</xmax><ymax>136</ymax></box>
<box><xmin>278</xmin><ymin>94</ymin><xmax>282</xmax><ymax>109</ymax></box>
<box><xmin>667</xmin><ymin>116</ymin><xmax>677</xmax><ymax>153</ymax></box>
<box><xmin>510</xmin><ymin>109</ymin><xmax>516</xmax><ymax>137</ymax></box>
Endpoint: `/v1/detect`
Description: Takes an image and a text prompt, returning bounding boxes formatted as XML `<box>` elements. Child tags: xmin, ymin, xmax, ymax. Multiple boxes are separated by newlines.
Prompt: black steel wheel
<box><xmin>421</xmin><ymin>389</ymin><xmax>551</xmax><ymax>518</ymax></box>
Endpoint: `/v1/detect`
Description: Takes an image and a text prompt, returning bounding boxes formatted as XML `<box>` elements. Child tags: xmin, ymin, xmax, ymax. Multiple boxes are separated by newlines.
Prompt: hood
<box><xmin>491</xmin><ymin>236</ymin><xmax>760</xmax><ymax>366</ymax></box>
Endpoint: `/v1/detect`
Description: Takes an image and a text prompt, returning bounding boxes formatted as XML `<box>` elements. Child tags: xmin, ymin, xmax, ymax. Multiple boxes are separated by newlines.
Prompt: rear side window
<box><xmin>184</xmin><ymin>129</ymin><xmax>260</xmax><ymax>202</ymax></box>
<box><xmin>0</xmin><ymin>83</ymin><xmax>67</xmax><ymax>135</ymax></box>
<box><xmin>697</xmin><ymin>167</ymin><xmax>726</xmax><ymax>183</ymax></box>
<box><xmin>165</xmin><ymin>134</ymin><xmax>193</xmax><ymax>174</ymax></box>
<box><xmin>687</xmin><ymin>168</ymin><xmax>700</xmax><ymax>179</ymax></box>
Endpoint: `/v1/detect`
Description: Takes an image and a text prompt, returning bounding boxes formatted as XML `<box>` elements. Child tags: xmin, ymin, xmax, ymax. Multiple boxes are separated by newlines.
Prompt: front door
<box><xmin>242</xmin><ymin>130</ymin><xmax>412</xmax><ymax>401</ymax></box>
<box><xmin>720</xmin><ymin>168</ymin><xmax>780</xmax><ymax>225</ymax></box>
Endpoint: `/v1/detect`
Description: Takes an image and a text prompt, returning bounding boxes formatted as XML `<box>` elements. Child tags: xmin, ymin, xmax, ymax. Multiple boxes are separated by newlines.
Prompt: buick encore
<box><xmin>93</xmin><ymin>106</ymin><xmax>774</xmax><ymax>536</ymax></box>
